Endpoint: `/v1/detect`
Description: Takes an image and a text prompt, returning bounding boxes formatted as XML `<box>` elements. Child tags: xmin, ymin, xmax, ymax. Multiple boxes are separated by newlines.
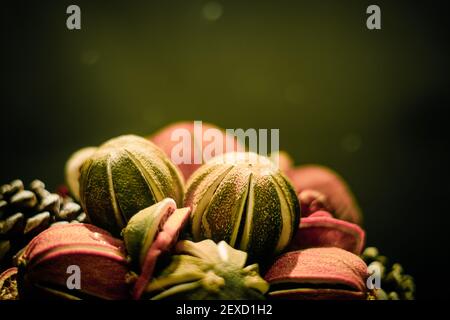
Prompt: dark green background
<box><xmin>2</xmin><ymin>1</ymin><xmax>449</xmax><ymax>299</ymax></box>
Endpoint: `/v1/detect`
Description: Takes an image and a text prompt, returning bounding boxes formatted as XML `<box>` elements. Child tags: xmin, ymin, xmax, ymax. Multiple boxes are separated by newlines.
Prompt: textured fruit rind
<box><xmin>185</xmin><ymin>152</ymin><xmax>300</xmax><ymax>261</ymax></box>
<box><xmin>65</xmin><ymin>147</ymin><xmax>97</xmax><ymax>201</ymax></box>
<box><xmin>199</xmin><ymin>166</ymin><xmax>251</xmax><ymax>246</ymax></box>
<box><xmin>79</xmin><ymin>135</ymin><xmax>184</xmax><ymax>235</ymax></box>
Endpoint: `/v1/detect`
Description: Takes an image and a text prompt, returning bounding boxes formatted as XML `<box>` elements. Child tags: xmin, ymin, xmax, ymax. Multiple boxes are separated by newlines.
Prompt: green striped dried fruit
<box><xmin>79</xmin><ymin>135</ymin><xmax>184</xmax><ymax>236</ymax></box>
<box><xmin>143</xmin><ymin>239</ymin><xmax>269</xmax><ymax>300</ymax></box>
<box><xmin>65</xmin><ymin>146</ymin><xmax>97</xmax><ymax>201</ymax></box>
<box><xmin>185</xmin><ymin>152</ymin><xmax>300</xmax><ymax>262</ymax></box>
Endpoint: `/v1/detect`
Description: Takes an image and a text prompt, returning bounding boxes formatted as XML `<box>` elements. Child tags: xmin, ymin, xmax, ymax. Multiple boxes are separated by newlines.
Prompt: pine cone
<box><xmin>0</xmin><ymin>179</ymin><xmax>89</xmax><ymax>271</ymax></box>
<box><xmin>362</xmin><ymin>247</ymin><xmax>415</xmax><ymax>300</ymax></box>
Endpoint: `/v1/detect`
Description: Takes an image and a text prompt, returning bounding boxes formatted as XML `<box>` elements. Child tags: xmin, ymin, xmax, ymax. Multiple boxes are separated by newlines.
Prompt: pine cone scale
<box><xmin>0</xmin><ymin>179</ymin><xmax>86</xmax><ymax>271</ymax></box>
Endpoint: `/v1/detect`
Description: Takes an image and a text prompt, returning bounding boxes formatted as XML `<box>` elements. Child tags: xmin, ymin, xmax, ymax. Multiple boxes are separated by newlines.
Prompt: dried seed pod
<box><xmin>265</xmin><ymin>247</ymin><xmax>369</xmax><ymax>300</ymax></box>
<box><xmin>17</xmin><ymin>224</ymin><xmax>131</xmax><ymax>300</ymax></box>
<box><xmin>143</xmin><ymin>239</ymin><xmax>269</xmax><ymax>300</ymax></box>
<box><xmin>122</xmin><ymin>198</ymin><xmax>191</xmax><ymax>299</ymax></box>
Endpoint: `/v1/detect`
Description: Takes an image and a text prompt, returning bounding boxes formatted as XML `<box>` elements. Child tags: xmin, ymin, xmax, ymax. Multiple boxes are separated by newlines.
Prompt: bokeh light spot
<box><xmin>341</xmin><ymin>133</ymin><xmax>362</xmax><ymax>153</ymax></box>
<box><xmin>202</xmin><ymin>1</ymin><xmax>223</xmax><ymax>21</ymax></box>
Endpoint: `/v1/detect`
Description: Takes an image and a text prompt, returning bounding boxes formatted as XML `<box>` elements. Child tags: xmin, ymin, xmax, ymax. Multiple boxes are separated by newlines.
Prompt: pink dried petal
<box><xmin>19</xmin><ymin>223</ymin><xmax>130</xmax><ymax>300</ymax></box>
<box><xmin>265</xmin><ymin>248</ymin><xmax>368</xmax><ymax>300</ymax></box>
<box><xmin>22</xmin><ymin>224</ymin><xmax>125</xmax><ymax>266</ymax></box>
<box><xmin>287</xmin><ymin>165</ymin><xmax>362</xmax><ymax>224</ymax></box>
<box><xmin>150</xmin><ymin>122</ymin><xmax>244</xmax><ymax>180</ymax></box>
<box><xmin>269</xmin><ymin>288</ymin><xmax>366</xmax><ymax>300</ymax></box>
<box><xmin>290</xmin><ymin>211</ymin><xmax>365</xmax><ymax>254</ymax></box>
<box><xmin>298</xmin><ymin>190</ymin><xmax>334</xmax><ymax>216</ymax></box>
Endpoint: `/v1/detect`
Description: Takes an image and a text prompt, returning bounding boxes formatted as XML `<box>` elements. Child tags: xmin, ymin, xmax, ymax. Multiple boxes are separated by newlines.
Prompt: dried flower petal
<box><xmin>287</xmin><ymin>165</ymin><xmax>362</xmax><ymax>224</ymax></box>
<box><xmin>265</xmin><ymin>248</ymin><xmax>368</xmax><ymax>300</ymax></box>
<box><xmin>289</xmin><ymin>211</ymin><xmax>366</xmax><ymax>254</ymax></box>
<box><xmin>17</xmin><ymin>223</ymin><xmax>130</xmax><ymax>300</ymax></box>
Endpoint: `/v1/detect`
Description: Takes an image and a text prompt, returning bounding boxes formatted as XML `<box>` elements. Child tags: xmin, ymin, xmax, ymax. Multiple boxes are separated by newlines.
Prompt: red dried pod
<box><xmin>17</xmin><ymin>224</ymin><xmax>131</xmax><ymax>300</ymax></box>
<box><xmin>265</xmin><ymin>247</ymin><xmax>369</xmax><ymax>300</ymax></box>
<box><xmin>289</xmin><ymin>211</ymin><xmax>366</xmax><ymax>255</ymax></box>
<box><xmin>287</xmin><ymin>165</ymin><xmax>363</xmax><ymax>225</ymax></box>
<box><xmin>149</xmin><ymin>121</ymin><xmax>244</xmax><ymax>180</ymax></box>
